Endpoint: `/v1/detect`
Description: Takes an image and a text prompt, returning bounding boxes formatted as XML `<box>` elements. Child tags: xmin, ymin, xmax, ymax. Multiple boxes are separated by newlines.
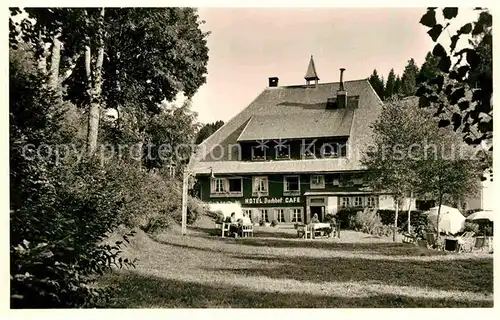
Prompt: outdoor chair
<box><xmin>402</xmin><ymin>233</ymin><xmax>417</xmax><ymax>244</ymax></box>
<box><xmin>416</xmin><ymin>239</ymin><xmax>429</xmax><ymax>249</ymax></box>
<box><xmin>472</xmin><ymin>237</ymin><xmax>488</xmax><ymax>252</ymax></box>
<box><xmin>329</xmin><ymin>225</ymin><xmax>337</xmax><ymax>238</ymax></box>
<box><xmin>241</xmin><ymin>224</ymin><xmax>253</xmax><ymax>238</ymax></box>
<box><xmin>471</xmin><ymin>236</ymin><xmax>493</xmax><ymax>253</ymax></box>
<box><xmin>221</xmin><ymin>222</ymin><xmax>230</xmax><ymax>238</ymax></box>
<box><xmin>426</xmin><ymin>232</ymin><xmax>436</xmax><ymax>247</ymax></box>
<box><xmin>297</xmin><ymin>224</ymin><xmax>311</xmax><ymax>239</ymax></box>
<box><xmin>426</xmin><ymin>232</ymin><xmax>444</xmax><ymax>250</ymax></box>
<box><xmin>458</xmin><ymin>232</ymin><xmax>475</xmax><ymax>253</ymax></box>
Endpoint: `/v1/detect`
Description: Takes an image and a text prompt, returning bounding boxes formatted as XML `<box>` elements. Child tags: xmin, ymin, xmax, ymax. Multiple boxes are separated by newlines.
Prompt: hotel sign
<box><xmin>244</xmin><ymin>197</ymin><xmax>301</xmax><ymax>204</ymax></box>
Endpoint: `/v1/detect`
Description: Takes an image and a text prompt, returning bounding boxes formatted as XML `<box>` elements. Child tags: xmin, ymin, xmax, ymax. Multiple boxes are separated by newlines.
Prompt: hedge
<box><xmin>336</xmin><ymin>208</ymin><xmax>428</xmax><ymax>231</ymax></box>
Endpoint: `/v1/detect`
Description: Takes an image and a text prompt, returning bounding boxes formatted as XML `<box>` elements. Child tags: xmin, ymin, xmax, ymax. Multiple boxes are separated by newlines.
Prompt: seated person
<box><xmin>310</xmin><ymin>213</ymin><xmax>320</xmax><ymax>224</ymax></box>
<box><xmin>326</xmin><ymin>214</ymin><xmax>337</xmax><ymax>237</ymax></box>
<box><xmin>226</xmin><ymin>212</ymin><xmax>240</xmax><ymax>237</ymax></box>
<box><xmin>240</xmin><ymin>212</ymin><xmax>252</xmax><ymax>225</ymax></box>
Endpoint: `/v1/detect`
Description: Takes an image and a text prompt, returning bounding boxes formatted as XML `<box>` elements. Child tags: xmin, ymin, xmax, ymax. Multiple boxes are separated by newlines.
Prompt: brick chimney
<box><xmin>337</xmin><ymin>68</ymin><xmax>347</xmax><ymax>108</ymax></box>
<box><xmin>269</xmin><ymin>77</ymin><xmax>279</xmax><ymax>87</ymax></box>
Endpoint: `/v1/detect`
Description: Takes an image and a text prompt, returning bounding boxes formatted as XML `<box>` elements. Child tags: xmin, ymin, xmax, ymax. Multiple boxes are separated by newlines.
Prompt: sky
<box><xmin>189</xmin><ymin>7</ymin><xmax>479</xmax><ymax>124</ymax></box>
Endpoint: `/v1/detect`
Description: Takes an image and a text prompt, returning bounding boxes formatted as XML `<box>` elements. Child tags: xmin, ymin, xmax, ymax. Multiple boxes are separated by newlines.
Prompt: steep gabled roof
<box><xmin>304</xmin><ymin>55</ymin><xmax>319</xmax><ymax>81</ymax></box>
<box><xmin>237</xmin><ymin>110</ymin><xmax>354</xmax><ymax>141</ymax></box>
<box><xmin>190</xmin><ymin>79</ymin><xmax>383</xmax><ymax>174</ymax></box>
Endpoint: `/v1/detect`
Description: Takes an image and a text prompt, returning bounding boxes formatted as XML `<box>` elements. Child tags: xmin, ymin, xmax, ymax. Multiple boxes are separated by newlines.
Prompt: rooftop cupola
<box><xmin>304</xmin><ymin>55</ymin><xmax>319</xmax><ymax>86</ymax></box>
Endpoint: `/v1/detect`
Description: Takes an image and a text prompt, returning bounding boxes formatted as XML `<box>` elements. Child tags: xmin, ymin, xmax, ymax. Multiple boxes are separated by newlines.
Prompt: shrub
<box><xmin>9</xmin><ymin>55</ymin><xmax>135</xmax><ymax>308</ymax></box>
<box><xmin>377</xmin><ymin>209</ymin><xmax>427</xmax><ymax>230</ymax></box>
<box><xmin>353</xmin><ymin>209</ymin><xmax>386</xmax><ymax>236</ymax></box>
<box><xmin>270</xmin><ymin>220</ymin><xmax>278</xmax><ymax>227</ymax></box>
<box><xmin>336</xmin><ymin>208</ymin><xmax>360</xmax><ymax>229</ymax></box>
<box><xmin>335</xmin><ymin>208</ymin><xmax>428</xmax><ymax>233</ymax></box>
<box><xmin>187</xmin><ymin>196</ymin><xmax>207</xmax><ymax>224</ymax></box>
<box><xmin>210</xmin><ymin>210</ymin><xmax>225</xmax><ymax>224</ymax></box>
<box><xmin>462</xmin><ymin>221</ymin><xmax>480</xmax><ymax>234</ymax></box>
<box><xmin>10</xmin><ymin>159</ymin><xmax>137</xmax><ymax>308</ymax></box>
<box><xmin>483</xmin><ymin>225</ymin><xmax>493</xmax><ymax>236</ymax></box>
<box><xmin>108</xmin><ymin>165</ymin><xmax>204</xmax><ymax>234</ymax></box>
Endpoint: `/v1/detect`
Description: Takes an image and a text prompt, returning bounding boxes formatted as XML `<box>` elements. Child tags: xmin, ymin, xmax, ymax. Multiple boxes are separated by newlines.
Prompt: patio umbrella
<box><xmin>426</xmin><ymin>205</ymin><xmax>465</xmax><ymax>235</ymax></box>
<box><xmin>466</xmin><ymin>210</ymin><xmax>495</xmax><ymax>222</ymax></box>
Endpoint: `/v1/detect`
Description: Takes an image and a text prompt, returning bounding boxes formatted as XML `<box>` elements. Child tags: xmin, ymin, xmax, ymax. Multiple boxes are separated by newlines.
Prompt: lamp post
<box><xmin>181</xmin><ymin>166</ymin><xmax>212</xmax><ymax>236</ymax></box>
<box><xmin>181</xmin><ymin>170</ymin><xmax>190</xmax><ymax>236</ymax></box>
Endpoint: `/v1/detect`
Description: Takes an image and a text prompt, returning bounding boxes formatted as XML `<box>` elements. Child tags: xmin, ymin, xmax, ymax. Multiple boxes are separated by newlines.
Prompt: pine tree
<box><xmin>394</xmin><ymin>75</ymin><xmax>402</xmax><ymax>97</ymax></box>
<box><xmin>417</xmin><ymin>52</ymin><xmax>441</xmax><ymax>85</ymax></box>
<box><xmin>385</xmin><ymin>68</ymin><xmax>396</xmax><ymax>99</ymax></box>
<box><xmin>401</xmin><ymin>58</ymin><xmax>419</xmax><ymax>96</ymax></box>
<box><xmin>368</xmin><ymin>69</ymin><xmax>385</xmax><ymax>100</ymax></box>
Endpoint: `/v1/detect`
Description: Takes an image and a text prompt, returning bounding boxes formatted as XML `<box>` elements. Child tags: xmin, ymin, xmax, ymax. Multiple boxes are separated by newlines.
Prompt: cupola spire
<box><xmin>304</xmin><ymin>55</ymin><xmax>319</xmax><ymax>86</ymax></box>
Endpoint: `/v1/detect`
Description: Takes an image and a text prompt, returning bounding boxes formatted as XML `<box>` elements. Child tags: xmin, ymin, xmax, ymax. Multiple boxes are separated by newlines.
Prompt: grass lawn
<box><xmin>99</xmin><ymin>218</ymin><xmax>493</xmax><ymax>308</ymax></box>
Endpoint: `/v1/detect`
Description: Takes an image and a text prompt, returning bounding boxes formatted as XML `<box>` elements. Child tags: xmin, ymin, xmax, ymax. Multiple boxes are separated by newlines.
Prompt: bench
<box><xmin>215</xmin><ymin>222</ymin><xmax>231</xmax><ymax>237</ymax></box>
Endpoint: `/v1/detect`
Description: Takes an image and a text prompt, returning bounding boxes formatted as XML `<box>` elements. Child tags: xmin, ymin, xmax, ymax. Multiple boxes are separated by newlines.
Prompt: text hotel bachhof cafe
<box><xmin>188</xmin><ymin>57</ymin><xmax>413</xmax><ymax>225</ymax></box>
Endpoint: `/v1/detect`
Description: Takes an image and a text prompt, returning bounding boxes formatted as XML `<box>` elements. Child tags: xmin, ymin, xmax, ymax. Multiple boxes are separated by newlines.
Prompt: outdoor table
<box><xmin>444</xmin><ymin>238</ymin><xmax>459</xmax><ymax>252</ymax></box>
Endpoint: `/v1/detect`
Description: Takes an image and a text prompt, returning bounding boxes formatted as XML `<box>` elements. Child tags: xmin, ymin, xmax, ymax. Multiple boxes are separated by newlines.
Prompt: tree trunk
<box><xmin>407</xmin><ymin>191</ymin><xmax>413</xmax><ymax>233</ymax></box>
<box><xmin>436</xmin><ymin>193</ymin><xmax>443</xmax><ymax>243</ymax></box>
<box><xmin>393</xmin><ymin>199</ymin><xmax>399</xmax><ymax>242</ymax></box>
<box><xmin>36</xmin><ymin>31</ymin><xmax>48</xmax><ymax>75</ymax></box>
<box><xmin>59</xmin><ymin>52</ymin><xmax>82</xmax><ymax>85</ymax></box>
<box><xmin>48</xmin><ymin>37</ymin><xmax>62</xmax><ymax>92</ymax></box>
<box><xmin>84</xmin><ymin>44</ymin><xmax>98</xmax><ymax>156</ymax></box>
<box><xmin>85</xmin><ymin>7</ymin><xmax>106</xmax><ymax>157</ymax></box>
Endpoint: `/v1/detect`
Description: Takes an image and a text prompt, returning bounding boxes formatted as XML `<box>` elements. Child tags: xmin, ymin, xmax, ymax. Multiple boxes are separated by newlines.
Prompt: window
<box><xmin>310</xmin><ymin>175</ymin><xmax>325</xmax><ymax>189</ymax></box>
<box><xmin>353</xmin><ymin>177</ymin><xmax>364</xmax><ymax>186</ymax></box>
<box><xmin>260</xmin><ymin>209</ymin><xmax>269</xmax><ymax>223</ymax></box>
<box><xmin>341</xmin><ymin>197</ymin><xmax>350</xmax><ymax>208</ymax></box>
<box><xmin>252</xmin><ymin>176</ymin><xmax>269</xmax><ymax>196</ymax></box>
<box><xmin>354</xmin><ymin>196</ymin><xmax>363</xmax><ymax>207</ymax></box>
<box><xmin>244</xmin><ymin>209</ymin><xmax>253</xmax><ymax>216</ymax></box>
<box><xmin>210</xmin><ymin>177</ymin><xmax>243</xmax><ymax>197</ymax></box>
<box><xmin>367</xmin><ymin>196</ymin><xmax>377</xmax><ymax>208</ymax></box>
<box><xmin>251</xmin><ymin>146</ymin><xmax>266</xmax><ymax>160</ymax></box>
<box><xmin>332</xmin><ymin>177</ymin><xmax>340</xmax><ymax>186</ymax></box>
<box><xmin>275</xmin><ymin>209</ymin><xmax>285</xmax><ymax>222</ymax></box>
<box><xmin>339</xmin><ymin>142</ymin><xmax>348</xmax><ymax>157</ymax></box>
<box><xmin>211</xmin><ymin>178</ymin><xmax>226</xmax><ymax>194</ymax></box>
<box><xmin>291</xmin><ymin>208</ymin><xmax>302</xmax><ymax>222</ymax></box>
<box><xmin>321</xmin><ymin>142</ymin><xmax>339</xmax><ymax>158</ymax></box>
<box><xmin>301</xmin><ymin>140</ymin><xmax>316</xmax><ymax>159</ymax></box>
<box><xmin>339</xmin><ymin>176</ymin><xmax>353</xmax><ymax>187</ymax></box>
<box><xmin>275</xmin><ymin>143</ymin><xmax>290</xmax><ymax>160</ymax></box>
<box><xmin>284</xmin><ymin>176</ymin><xmax>300</xmax><ymax>195</ymax></box>
<box><xmin>228</xmin><ymin>177</ymin><xmax>243</xmax><ymax>195</ymax></box>
<box><xmin>310</xmin><ymin>198</ymin><xmax>325</xmax><ymax>204</ymax></box>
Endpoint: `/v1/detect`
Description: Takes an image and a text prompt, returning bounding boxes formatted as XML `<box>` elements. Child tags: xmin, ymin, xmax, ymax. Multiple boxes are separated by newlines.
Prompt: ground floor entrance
<box><xmin>309</xmin><ymin>206</ymin><xmax>326</xmax><ymax>222</ymax></box>
<box><xmin>306</xmin><ymin>195</ymin><xmax>337</xmax><ymax>224</ymax></box>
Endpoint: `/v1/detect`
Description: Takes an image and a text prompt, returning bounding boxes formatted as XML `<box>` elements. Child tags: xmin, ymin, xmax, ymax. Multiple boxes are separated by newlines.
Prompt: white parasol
<box><xmin>466</xmin><ymin>210</ymin><xmax>495</xmax><ymax>222</ymax></box>
<box><xmin>426</xmin><ymin>205</ymin><xmax>465</xmax><ymax>234</ymax></box>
